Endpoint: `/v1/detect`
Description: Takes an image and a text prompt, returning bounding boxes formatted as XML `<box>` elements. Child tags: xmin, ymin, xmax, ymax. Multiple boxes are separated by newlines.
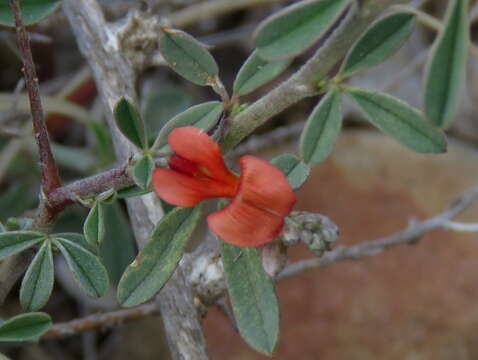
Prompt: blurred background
<box><xmin>1</xmin><ymin>0</ymin><xmax>478</xmax><ymax>358</ymax></box>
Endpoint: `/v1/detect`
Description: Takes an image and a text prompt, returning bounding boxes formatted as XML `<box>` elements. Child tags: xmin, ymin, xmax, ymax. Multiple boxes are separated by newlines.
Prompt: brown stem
<box><xmin>9</xmin><ymin>0</ymin><xmax>61</xmax><ymax>196</ymax></box>
<box><xmin>44</xmin><ymin>302</ymin><xmax>158</xmax><ymax>339</ymax></box>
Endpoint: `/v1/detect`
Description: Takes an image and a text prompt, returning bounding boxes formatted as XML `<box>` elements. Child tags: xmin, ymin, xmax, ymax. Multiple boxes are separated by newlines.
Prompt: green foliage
<box><xmin>270</xmin><ymin>154</ymin><xmax>310</xmax><ymax>190</ymax></box>
<box><xmin>83</xmin><ymin>201</ymin><xmax>105</xmax><ymax>246</ymax></box>
<box><xmin>142</xmin><ymin>85</ymin><xmax>192</xmax><ymax>142</ymax></box>
<box><xmin>117</xmin><ymin>205</ymin><xmax>203</xmax><ymax>307</ymax></box>
<box><xmin>99</xmin><ymin>203</ymin><xmax>136</xmax><ymax>285</ymax></box>
<box><xmin>233</xmin><ymin>50</ymin><xmax>291</xmax><ymax>96</ymax></box>
<box><xmin>0</xmin><ymin>231</ymin><xmax>45</xmax><ymax>261</ymax></box>
<box><xmin>347</xmin><ymin>88</ymin><xmax>447</xmax><ymax>153</ymax></box>
<box><xmin>132</xmin><ymin>155</ymin><xmax>155</xmax><ymax>189</ymax></box>
<box><xmin>339</xmin><ymin>12</ymin><xmax>416</xmax><ymax>78</ymax></box>
<box><xmin>424</xmin><ymin>0</ymin><xmax>469</xmax><ymax>128</ymax></box>
<box><xmin>159</xmin><ymin>28</ymin><xmax>219</xmax><ymax>86</ymax></box>
<box><xmin>116</xmin><ymin>185</ymin><xmax>152</xmax><ymax>199</ymax></box>
<box><xmin>53</xmin><ymin>237</ymin><xmax>109</xmax><ymax>298</ymax></box>
<box><xmin>255</xmin><ymin>0</ymin><xmax>351</xmax><ymax>60</ymax></box>
<box><xmin>221</xmin><ymin>243</ymin><xmax>279</xmax><ymax>355</ymax></box>
<box><xmin>0</xmin><ymin>312</ymin><xmax>51</xmax><ymax>342</ymax></box>
<box><xmin>0</xmin><ymin>0</ymin><xmax>61</xmax><ymax>27</ymax></box>
<box><xmin>20</xmin><ymin>240</ymin><xmax>54</xmax><ymax>311</ymax></box>
<box><xmin>87</xmin><ymin>120</ymin><xmax>116</xmax><ymax>166</ymax></box>
<box><xmin>153</xmin><ymin>101</ymin><xmax>223</xmax><ymax>151</ymax></box>
<box><xmin>114</xmin><ymin>98</ymin><xmax>148</xmax><ymax>150</ymax></box>
<box><xmin>300</xmin><ymin>89</ymin><xmax>343</xmax><ymax>165</ymax></box>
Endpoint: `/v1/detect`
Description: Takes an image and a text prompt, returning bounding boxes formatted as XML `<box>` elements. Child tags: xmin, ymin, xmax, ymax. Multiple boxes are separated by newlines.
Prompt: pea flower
<box><xmin>152</xmin><ymin>126</ymin><xmax>295</xmax><ymax>247</ymax></box>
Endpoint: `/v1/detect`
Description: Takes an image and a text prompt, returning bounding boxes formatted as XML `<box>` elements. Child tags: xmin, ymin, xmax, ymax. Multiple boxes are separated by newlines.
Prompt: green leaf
<box><xmin>0</xmin><ymin>312</ymin><xmax>51</xmax><ymax>342</ymax></box>
<box><xmin>114</xmin><ymin>98</ymin><xmax>147</xmax><ymax>149</ymax></box>
<box><xmin>300</xmin><ymin>89</ymin><xmax>343</xmax><ymax>165</ymax></box>
<box><xmin>142</xmin><ymin>85</ymin><xmax>192</xmax><ymax>142</ymax></box>
<box><xmin>53</xmin><ymin>237</ymin><xmax>109</xmax><ymax>298</ymax></box>
<box><xmin>118</xmin><ymin>205</ymin><xmax>203</xmax><ymax>307</ymax></box>
<box><xmin>270</xmin><ymin>154</ymin><xmax>310</xmax><ymax>190</ymax></box>
<box><xmin>0</xmin><ymin>231</ymin><xmax>45</xmax><ymax>260</ymax></box>
<box><xmin>348</xmin><ymin>88</ymin><xmax>447</xmax><ymax>153</ymax></box>
<box><xmin>221</xmin><ymin>243</ymin><xmax>279</xmax><ymax>355</ymax></box>
<box><xmin>20</xmin><ymin>241</ymin><xmax>54</xmax><ymax>311</ymax></box>
<box><xmin>83</xmin><ymin>201</ymin><xmax>105</xmax><ymax>246</ymax></box>
<box><xmin>99</xmin><ymin>203</ymin><xmax>136</xmax><ymax>285</ymax></box>
<box><xmin>233</xmin><ymin>50</ymin><xmax>291</xmax><ymax>96</ymax></box>
<box><xmin>255</xmin><ymin>0</ymin><xmax>350</xmax><ymax>60</ymax></box>
<box><xmin>0</xmin><ymin>0</ymin><xmax>61</xmax><ymax>27</ymax></box>
<box><xmin>339</xmin><ymin>12</ymin><xmax>416</xmax><ymax>78</ymax></box>
<box><xmin>116</xmin><ymin>185</ymin><xmax>152</xmax><ymax>199</ymax></box>
<box><xmin>0</xmin><ymin>223</ymin><xmax>5</xmax><ymax>233</ymax></box>
<box><xmin>52</xmin><ymin>233</ymin><xmax>99</xmax><ymax>255</ymax></box>
<box><xmin>132</xmin><ymin>155</ymin><xmax>155</xmax><ymax>189</ymax></box>
<box><xmin>159</xmin><ymin>28</ymin><xmax>219</xmax><ymax>86</ymax></box>
<box><xmin>424</xmin><ymin>0</ymin><xmax>469</xmax><ymax>128</ymax></box>
<box><xmin>152</xmin><ymin>101</ymin><xmax>223</xmax><ymax>151</ymax></box>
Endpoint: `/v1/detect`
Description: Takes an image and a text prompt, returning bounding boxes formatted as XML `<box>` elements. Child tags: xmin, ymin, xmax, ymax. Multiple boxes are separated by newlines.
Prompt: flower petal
<box><xmin>152</xmin><ymin>168</ymin><xmax>235</xmax><ymax>207</ymax></box>
<box><xmin>238</xmin><ymin>155</ymin><xmax>295</xmax><ymax>217</ymax></box>
<box><xmin>207</xmin><ymin>199</ymin><xmax>285</xmax><ymax>247</ymax></box>
<box><xmin>168</xmin><ymin>127</ymin><xmax>236</xmax><ymax>184</ymax></box>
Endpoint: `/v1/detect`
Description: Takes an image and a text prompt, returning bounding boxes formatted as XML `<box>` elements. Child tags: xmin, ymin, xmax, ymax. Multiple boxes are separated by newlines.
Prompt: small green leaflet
<box><xmin>132</xmin><ymin>155</ymin><xmax>155</xmax><ymax>189</ymax></box>
<box><xmin>424</xmin><ymin>0</ymin><xmax>469</xmax><ymax>128</ymax></box>
<box><xmin>347</xmin><ymin>88</ymin><xmax>447</xmax><ymax>153</ymax></box>
<box><xmin>83</xmin><ymin>201</ymin><xmax>105</xmax><ymax>246</ymax></box>
<box><xmin>300</xmin><ymin>89</ymin><xmax>342</xmax><ymax>165</ymax></box>
<box><xmin>117</xmin><ymin>205</ymin><xmax>203</xmax><ymax>307</ymax></box>
<box><xmin>339</xmin><ymin>12</ymin><xmax>416</xmax><ymax>78</ymax></box>
<box><xmin>0</xmin><ymin>312</ymin><xmax>51</xmax><ymax>342</ymax></box>
<box><xmin>255</xmin><ymin>0</ymin><xmax>351</xmax><ymax>60</ymax></box>
<box><xmin>0</xmin><ymin>0</ymin><xmax>61</xmax><ymax>27</ymax></box>
<box><xmin>114</xmin><ymin>98</ymin><xmax>148</xmax><ymax>150</ymax></box>
<box><xmin>152</xmin><ymin>101</ymin><xmax>223</xmax><ymax>151</ymax></box>
<box><xmin>270</xmin><ymin>154</ymin><xmax>310</xmax><ymax>190</ymax></box>
<box><xmin>20</xmin><ymin>240</ymin><xmax>54</xmax><ymax>311</ymax></box>
<box><xmin>116</xmin><ymin>185</ymin><xmax>152</xmax><ymax>199</ymax></box>
<box><xmin>160</xmin><ymin>28</ymin><xmax>219</xmax><ymax>86</ymax></box>
<box><xmin>233</xmin><ymin>50</ymin><xmax>291</xmax><ymax>96</ymax></box>
<box><xmin>53</xmin><ymin>237</ymin><xmax>109</xmax><ymax>298</ymax></box>
<box><xmin>221</xmin><ymin>243</ymin><xmax>279</xmax><ymax>355</ymax></box>
<box><xmin>0</xmin><ymin>231</ymin><xmax>45</xmax><ymax>261</ymax></box>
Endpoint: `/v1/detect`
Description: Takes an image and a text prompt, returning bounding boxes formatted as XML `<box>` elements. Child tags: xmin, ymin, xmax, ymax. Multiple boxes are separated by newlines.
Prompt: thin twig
<box><xmin>9</xmin><ymin>0</ymin><xmax>61</xmax><ymax>196</ymax></box>
<box><xmin>279</xmin><ymin>187</ymin><xmax>478</xmax><ymax>279</ymax></box>
<box><xmin>44</xmin><ymin>302</ymin><xmax>158</xmax><ymax>339</ymax></box>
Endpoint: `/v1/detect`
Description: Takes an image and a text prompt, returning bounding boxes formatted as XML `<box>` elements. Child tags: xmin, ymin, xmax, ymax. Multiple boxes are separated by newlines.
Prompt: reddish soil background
<box><xmin>204</xmin><ymin>131</ymin><xmax>478</xmax><ymax>360</ymax></box>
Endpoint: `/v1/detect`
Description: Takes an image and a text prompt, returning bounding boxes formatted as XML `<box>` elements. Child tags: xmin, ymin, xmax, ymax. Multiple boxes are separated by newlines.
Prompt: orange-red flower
<box><xmin>152</xmin><ymin>126</ymin><xmax>295</xmax><ymax>247</ymax></box>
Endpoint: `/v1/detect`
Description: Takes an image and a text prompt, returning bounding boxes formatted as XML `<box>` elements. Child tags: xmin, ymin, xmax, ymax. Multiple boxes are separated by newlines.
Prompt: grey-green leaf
<box><xmin>270</xmin><ymin>154</ymin><xmax>310</xmax><ymax>190</ymax></box>
<box><xmin>348</xmin><ymin>88</ymin><xmax>447</xmax><ymax>153</ymax></box>
<box><xmin>20</xmin><ymin>241</ymin><xmax>54</xmax><ymax>311</ymax></box>
<box><xmin>160</xmin><ymin>28</ymin><xmax>219</xmax><ymax>86</ymax></box>
<box><xmin>132</xmin><ymin>155</ymin><xmax>155</xmax><ymax>189</ymax></box>
<box><xmin>83</xmin><ymin>202</ymin><xmax>105</xmax><ymax>246</ymax></box>
<box><xmin>153</xmin><ymin>101</ymin><xmax>223</xmax><ymax>151</ymax></box>
<box><xmin>0</xmin><ymin>223</ymin><xmax>5</xmax><ymax>233</ymax></box>
<box><xmin>117</xmin><ymin>205</ymin><xmax>203</xmax><ymax>307</ymax></box>
<box><xmin>424</xmin><ymin>0</ymin><xmax>469</xmax><ymax>128</ymax></box>
<box><xmin>53</xmin><ymin>237</ymin><xmax>109</xmax><ymax>298</ymax></box>
<box><xmin>0</xmin><ymin>0</ymin><xmax>61</xmax><ymax>27</ymax></box>
<box><xmin>116</xmin><ymin>185</ymin><xmax>152</xmax><ymax>199</ymax></box>
<box><xmin>339</xmin><ymin>12</ymin><xmax>416</xmax><ymax>78</ymax></box>
<box><xmin>300</xmin><ymin>89</ymin><xmax>342</xmax><ymax>165</ymax></box>
<box><xmin>255</xmin><ymin>0</ymin><xmax>351</xmax><ymax>60</ymax></box>
<box><xmin>221</xmin><ymin>243</ymin><xmax>279</xmax><ymax>355</ymax></box>
<box><xmin>0</xmin><ymin>231</ymin><xmax>45</xmax><ymax>260</ymax></box>
<box><xmin>114</xmin><ymin>98</ymin><xmax>147</xmax><ymax>149</ymax></box>
<box><xmin>233</xmin><ymin>50</ymin><xmax>291</xmax><ymax>96</ymax></box>
<box><xmin>52</xmin><ymin>233</ymin><xmax>99</xmax><ymax>255</ymax></box>
<box><xmin>0</xmin><ymin>312</ymin><xmax>51</xmax><ymax>342</ymax></box>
